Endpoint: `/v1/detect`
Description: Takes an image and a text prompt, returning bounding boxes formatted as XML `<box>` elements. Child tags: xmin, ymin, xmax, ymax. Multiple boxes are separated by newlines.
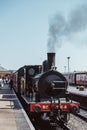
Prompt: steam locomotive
<box><xmin>13</xmin><ymin>53</ymin><xmax>79</xmax><ymax>123</ymax></box>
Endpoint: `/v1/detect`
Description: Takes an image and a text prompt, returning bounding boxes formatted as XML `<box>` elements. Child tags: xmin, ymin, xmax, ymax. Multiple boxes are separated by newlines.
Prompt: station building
<box><xmin>0</xmin><ymin>66</ymin><xmax>13</xmax><ymax>79</ymax></box>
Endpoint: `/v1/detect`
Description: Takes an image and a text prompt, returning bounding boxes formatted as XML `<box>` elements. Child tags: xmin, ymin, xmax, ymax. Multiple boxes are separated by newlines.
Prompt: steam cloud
<box><xmin>47</xmin><ymin>4</ymin><xmax>87</xmax><ymax>52</ymax></box>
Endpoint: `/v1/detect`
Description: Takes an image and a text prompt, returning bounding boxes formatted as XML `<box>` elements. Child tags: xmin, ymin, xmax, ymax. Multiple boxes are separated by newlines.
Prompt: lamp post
<box><xmin>64</xmin><ymin>66</ymin><xmax>66</xmax><ymax>73</ymax></box>
<box><xmin>67</xmin><ymin>57</ymin><xmax>70</xmax><ymax>87</ymax></box>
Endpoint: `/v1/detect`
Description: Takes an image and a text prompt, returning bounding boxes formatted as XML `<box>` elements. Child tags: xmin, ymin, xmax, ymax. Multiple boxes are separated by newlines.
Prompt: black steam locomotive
<box><xmin>13</xmin><ymin>53</ymin><xmax>79</xmax><ymax>123</ymax></box>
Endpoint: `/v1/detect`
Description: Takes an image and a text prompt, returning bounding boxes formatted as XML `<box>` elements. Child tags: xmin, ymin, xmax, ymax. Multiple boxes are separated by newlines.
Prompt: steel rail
<box><xmin>56</xmin><ymin>119</ymin><xmax>72</xmax><ymax>130</ymax></box>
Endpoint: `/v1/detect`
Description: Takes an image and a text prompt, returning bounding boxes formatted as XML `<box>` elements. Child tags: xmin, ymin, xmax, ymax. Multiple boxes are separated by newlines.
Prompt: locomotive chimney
<box><xmin>47</xmin><ymin>52</ymin><xmax>55</xmax><ymax>70</ymax></box>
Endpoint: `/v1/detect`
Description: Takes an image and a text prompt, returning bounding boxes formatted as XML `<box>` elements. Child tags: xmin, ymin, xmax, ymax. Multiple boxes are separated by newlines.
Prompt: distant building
<box><xmin>0</xmin><ymin>66</ymin><xmax>13</xmax><ymax>79</ymax></box>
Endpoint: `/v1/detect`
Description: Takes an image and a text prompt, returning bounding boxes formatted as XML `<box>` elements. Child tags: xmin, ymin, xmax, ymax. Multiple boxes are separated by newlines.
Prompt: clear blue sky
<box><xmin>0</xmin><ymin>0</ymin><xmax>87</xmax><ymax>72</ymax></box>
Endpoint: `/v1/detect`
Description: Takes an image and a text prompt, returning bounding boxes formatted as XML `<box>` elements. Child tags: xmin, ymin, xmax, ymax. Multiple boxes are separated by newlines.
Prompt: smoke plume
<box><xmin>47</xmin><ymin>4</ymin><xmax>87</xmax><ymax>52</ymax></box>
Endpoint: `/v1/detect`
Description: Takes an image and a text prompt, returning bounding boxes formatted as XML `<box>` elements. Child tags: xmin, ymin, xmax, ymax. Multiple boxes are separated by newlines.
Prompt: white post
<box><xmin>64</xmin><ymin>66</ymin><xmax>66</xmax><ymax>73</ymax></box>
<box><xmin>67</xmin><ymin>57</ymin><xmax>70</xmax><ymax>87</ymax></box>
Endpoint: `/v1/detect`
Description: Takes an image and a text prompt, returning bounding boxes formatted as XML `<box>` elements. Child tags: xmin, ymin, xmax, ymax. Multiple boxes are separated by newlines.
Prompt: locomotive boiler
<box><xmin>13</xmin><ymin>52</ymin><xmax>80</xmax><ymax>123</ymax></box>
<box><xmin>32</xmin><ymin>53</ymin><xmax>68</xmax><ymax>101</ymax></box>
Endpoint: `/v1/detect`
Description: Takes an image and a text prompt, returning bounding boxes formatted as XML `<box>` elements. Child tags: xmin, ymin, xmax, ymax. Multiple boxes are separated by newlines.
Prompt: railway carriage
<box><xmin>64</xmin><ymin>72</ymin><xmax>87</xmax><ymax>87</ymax></box>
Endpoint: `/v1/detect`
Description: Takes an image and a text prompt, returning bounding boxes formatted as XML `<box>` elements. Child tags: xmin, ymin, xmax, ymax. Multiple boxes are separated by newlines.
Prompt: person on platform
<box><xmin>9</xmin><ymin>78</ymin><xmax>13</xmax><ymax>90</ymax></box>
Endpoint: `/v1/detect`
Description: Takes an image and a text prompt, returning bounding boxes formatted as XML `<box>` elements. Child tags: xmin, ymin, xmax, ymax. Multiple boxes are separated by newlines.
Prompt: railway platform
<box><xmin>0</xmin><ymin>84</ymin><xmax>35</xmax><ymax>130</ymax></box>
<box><xmin>67</xmin><ymin>86</ymin><xmax>87</xmax><ymax>96</ymax></box>
<box><xmin>67</xmin><ymin>85</ymin><xmax>87</xmax><ymax>110</ymax></box>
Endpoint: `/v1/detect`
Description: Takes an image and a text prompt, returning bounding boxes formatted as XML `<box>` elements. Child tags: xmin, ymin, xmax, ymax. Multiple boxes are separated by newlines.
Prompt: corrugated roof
<box><xmin>0</xmin><ymin>66</ymin><xmax>8</xmax><ymax>71</ymax></box>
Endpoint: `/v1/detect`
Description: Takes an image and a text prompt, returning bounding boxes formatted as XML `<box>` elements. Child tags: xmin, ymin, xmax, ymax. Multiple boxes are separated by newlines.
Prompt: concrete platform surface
<box><xmin>67</xmin><ymin>85</ymin><xmax>87</xmax><ymax>96</ymax></box>
<box><xmin>0</xmin><ymin>84</ymin><xmax>35</xmax><ymax>130</ymax></box>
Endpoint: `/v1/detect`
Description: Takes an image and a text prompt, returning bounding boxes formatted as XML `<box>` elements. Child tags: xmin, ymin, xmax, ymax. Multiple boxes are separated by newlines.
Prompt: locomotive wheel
<box><xmin>59</xmin><ymin>112</ymin><xmax>70</xmax><ymax>123</ymax></box>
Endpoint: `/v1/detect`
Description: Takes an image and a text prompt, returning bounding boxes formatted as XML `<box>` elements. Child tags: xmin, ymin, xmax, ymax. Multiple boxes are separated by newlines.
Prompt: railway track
<box><xmin>55</xmin><ymin>119</ymin><xmax>73</xmax><ymax>130</ymax></box>
<box><xmin>31</xmin><ymin>117</ymin><xmax>73</xmax><ymax>130</ymax></box>
<box><xmin>74</xmin><ymin>108</ymin><xmax>87</xmax><ymax>122</ymax></box>
<box><xmin>67</xmin><ymin>113</ymin><xmax>87</xmax><ymax>130</ymax></box>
